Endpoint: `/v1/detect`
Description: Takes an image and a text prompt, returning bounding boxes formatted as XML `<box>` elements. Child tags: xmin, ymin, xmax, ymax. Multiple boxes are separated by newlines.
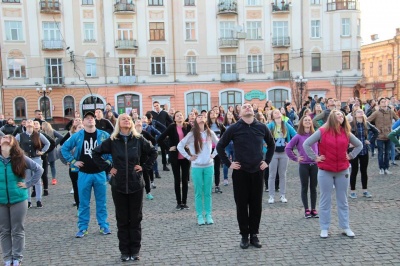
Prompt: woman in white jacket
<box><xmin>177</xmin><ymin>114</ymin><xmax>219</xmax><ymax>225</ymax></box>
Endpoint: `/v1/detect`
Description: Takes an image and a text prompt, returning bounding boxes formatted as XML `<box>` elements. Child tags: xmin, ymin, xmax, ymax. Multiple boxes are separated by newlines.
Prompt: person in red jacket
<box><xmin>303</xmin><ymin>110</ymin><xmax>362</xmax><ymax>239</ymax></box>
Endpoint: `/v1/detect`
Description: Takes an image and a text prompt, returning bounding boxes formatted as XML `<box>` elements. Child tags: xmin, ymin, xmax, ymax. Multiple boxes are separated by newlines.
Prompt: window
<box><xmin>311</xmin><ymin>20</ymin><xmax>320</xmax><ymax>38</ymax></box>
<box><xmin>342</xmin><ymin>51</ymin><xmax>350</xmax><ymax>70</ymax></box>
<box><xmin>378</xmin><ymin>61</ymin><xmax>382</xmax><ymax>76</ymax></box>
<box><xmin>388</xmin><ymin>59</ymin><xmax>392</xmax><ymax>75</ymax></box>
<box><xmin>246</xmin><ymin>21</ymin><xmax>261</xmax><ymax>39</ymax></box>
<box><xmin>82</xmin><ymin>0</ymin><xmax>93</xmax><ymax>4</ymax></box>
<box><xmin>341</xmin><ymin>18</ymin><xmax>350</xmax><ymax>36</ymax></box>
<box><xmin>63</xmin><ymin>96</ymin><xmax>75</xmax><ymax>117</ymax></box>
<box><xmin>43</xmin><ymin>22</ymin><xmax>61</xmax><ymax>40</ymax></box>
<box><xmin>357</xmin><ymin>51</ymin><xmax>360</xmax><ymax>70</ymax></box>
<box><xmin>272</xmin><ymin>21</ymin><xmax>289</xmax><ymax>45</ymax></box>
<box><xmin>149</xmin><ymin>0</ymin><xmax>163</xmax><ymax>6</ymax></box>
<box><xmin>246</xmin><ymin>0</ymin><xmax>260</xmax><ymax>6</ymax></box>
<box><xmin>149</xmin><ymin>22</ymin><xmax>165</xmax><ymax>41</ymax></box>
<box><xmin>268</xmin><ymin>89</ymin><xmax>289</xmax><ymax>110</ymax></box>
<box><xmin>117</xmin><ymin>94</ymin><xmax>140</xmax><ymax>116</ymax></box>
<box><xmin>310</xmin><ymin>0</ymin><xmax>320</xmax><ymax>4</ymax></box>
<box><xmin>2</xmin><ymin>0</ymin><xmax>21</xmax><ymax>2</ymax></box>
<box><xmin>221</xmin><ymin>91</ymin><xmax>242</xmax><ymax>112</ymax></box>
<box><xmin>220</xmin><ymin>21</ymin><xmax>235</xmax><ymax>39</ymax></box>
<box><xmin>5</xmin><ymin>21</ymin><xmax>23</xmax><ymax>41</ymax></box>
<box><xmin>221</xmin><ymin>55</ymin><xmax>236</xmax><ymax>74</ymax></box>
<box><xmin>119</xmin><ymin>58</ymin><xmax>135</xmax><ymax>76</ymax></box>
<box><xmin>357</xmin><ymin>19</ymin><xmax>361</xmax><ymax>36</ymax></box>
<box><xmin>186</xmin><ymin>92</ymin><xmax>208</xmax><ymax>116</ymax></box>
<box><xmin>82</xmin><ymin>96</ymin><xmax>105</xmax><ymax>113</ymax></box>
<box><xmin>45</xmin><ymin>58</ymin><xmax>63</xmax><ymax>84</ymax></box>
<box><xmin>118</xmin><ymin>23</ymin><xmax>133</xmax><ymax>40</ymax></box>
<box><xmin>185</xmin><ymin>22</ymin><xmax>196</xmax><ymax>40</ymax></box>
<box><xmin>151</xmin><ymin>57</ymin><xmax>166</xmax><ymax>75</ymax></box>
<box><xmin>85</xmin><ymin>58</ymin><xmax>96</xmax><ymax>77</ymax></box>
<box><xmin>274</xmin><ymin>53</ymin><xmax>289</xmax><ymax>71</ymax></box>
<box><xmin>248</xmin><ymin>55</ymin><xmax>263</xmax><ymax>73</ymax></box>
<box><xmin>311</xmin><ymin>53</ymin><xmax>321</xmax><ymax>71</ymax></box>
<box><xmin>361</xmin><ymin>63</ymin><xmax>365</xmax><ymax>76</ymax></box>
<box><xmin>187</xmin><ymin>56</ymin><xmax>196</xmax><ymax>75</ymax></box>
<box><xmin>184</xmin><ymin>0</ymin><xmax>195</xmax><ymax>6</ymax></box>
<box><xmin>8</xmin><ymin>58</ymin><xmax>26</xmax><ymax>78</ymax></box>
<box><xmin>83</xmin><ymin>23</ymin><xmax>95</xmax><ymax>41</ymax></box>
<box><xmin>14</xmin><ymin>97</ymin><xmax>26</xmax><ymax>119</ymax></box>
<box><xmin>369</xmin><ymin>62</ymin><xmax>373</xmax><ymax>76</ymax></box>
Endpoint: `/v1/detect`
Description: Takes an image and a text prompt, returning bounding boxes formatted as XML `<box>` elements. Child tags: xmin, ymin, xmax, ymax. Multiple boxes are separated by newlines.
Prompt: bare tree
<box><xmin>290</xmin><ymin>76</ymin><xmax>308</xmax><ymax>111</ymax></box>
<box><xmin>371</xmin><ymin>81</ymin><xmax>382</xmax><ymax>100</ymax></box>
<box><xmin>332</xmin><ymin>74</ymin><xmax>343</xmax><ymax>101</ymax></box>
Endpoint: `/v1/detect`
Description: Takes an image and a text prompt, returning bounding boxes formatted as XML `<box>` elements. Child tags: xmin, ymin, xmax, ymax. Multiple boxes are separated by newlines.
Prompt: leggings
<box><xmin>299</xmin><ymin>163</ymin><xmax>318</xmax><ymax>210</ymax></box>
<box><xmin>171</xmin><ymin>159</ymin><xmax>190</xmax><ymax>205</ymax></box>
<box><xmin>350</xmin><ymin>153</ymin><xmax>369</xmax><ymax>190</ymax></box>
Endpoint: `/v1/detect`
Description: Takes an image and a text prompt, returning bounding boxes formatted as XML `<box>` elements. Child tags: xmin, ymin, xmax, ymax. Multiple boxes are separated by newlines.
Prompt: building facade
<box><xmin>1</xmin><ymin>0</ymin><xmax>361</xmax><ymax>120</ymax></box>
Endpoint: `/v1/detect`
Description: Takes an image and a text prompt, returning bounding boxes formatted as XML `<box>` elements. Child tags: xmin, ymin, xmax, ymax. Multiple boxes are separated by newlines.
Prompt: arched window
<box><xmin>220</xmin><ymin>90</ymin><xmax>242</xmax><ymax>112</ymax></box>
<box><xmin>268</xmin><ymin>88</ymin><xmax>289</xmax><ymax>109</ymax></box>
<box><xmin>14</xmin><ymin>97</ymin><xmax>26</xmax><ymax>119</ymax></box>
<box><xmin>117</xmin><ymin>94</ymin><xmax>140</xmax><ymax>116</ymax></box>
<box><xmin>82</xmin><ymin>96</ymin><xmax>105</xmax><ymax>113</ymax></box>
<box><xmin>186</xmin><ymin>91</ymin><xmax>209</xmax><ymax>115</ymax></box>
<box><xmin>64</xmin><ymin>96</ymin><xmax>75</xmax><ymax>117</ymax></box>
<box><xmin>40</xmin><ymin>97</ymin><xmax>52</xmax><ymax>119</ymax></box>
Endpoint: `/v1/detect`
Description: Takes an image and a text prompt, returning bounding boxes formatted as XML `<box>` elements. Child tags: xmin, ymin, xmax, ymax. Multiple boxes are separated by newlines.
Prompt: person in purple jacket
<box><xmin>285</xmin><ymin>115</ymin><xmax>319</xmax><ymax>218</ymax></box>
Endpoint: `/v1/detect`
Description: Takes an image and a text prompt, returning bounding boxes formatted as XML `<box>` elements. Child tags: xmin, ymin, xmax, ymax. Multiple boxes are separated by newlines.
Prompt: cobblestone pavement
<box><xmin>2</xmin><ymin>155</ymin><xmax>400</xmax><ymax>265</ymax></box>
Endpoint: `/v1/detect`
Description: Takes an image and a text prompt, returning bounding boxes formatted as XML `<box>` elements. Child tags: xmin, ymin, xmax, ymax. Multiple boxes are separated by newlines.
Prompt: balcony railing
<box><xmin>40</xmin><ymin>0</ymin><xmax>60</xmax><ymax>13</ymax></box>
<box><xmin>272</xmin><ymin>37</ymin><xmax>290</xmax><ymax>47</ymax></box>
<box><xmin>115</xmin><ymin>39</ymin><xmax>138</xmax><ymax>49</ymax></box>
<box><xmin>42</xmin><ymin>40</ymin><xmax>64</xmax><ymax>50</ymax></box>
<box><xmin>327</xmin><ymin>0</ymin><xmax>359</xmax><ymax>11</ymax></box>
<box><xmin>271</xmin><ymin>2</ymin><xmax>290</xmax><ymax>13</ymax></box>
<box><xmin>217</xmin><ymin>0</ymin><xmax>237</xmax><ymax>14</ymax></box>
<box><xmin>273</xmin><ymin>71</ymin><xmax>291</xmax><ymax>80</ymax></box>
<box><xmin>119</xmin><ymin>76</ymin><xmax>137</xmax><ymax>85</ymax></box>
<box><xmin>221</xmin><ymin>73</ymin><xmax>239</xmax><ymax>82</ymax></box>
<box><xmin>219</xmin><ymin>38</ymin><xmax>239</xmax><ymax>48</ymax></box>
<box><xmin>114</xmin><ymin>3</ymin><xmax>136</xmax><ymax>13</ymax></box>
<box><xmin>44</xmin><ymin>76</ymin><xmax>64</xmax><ymax>85</ymax></box>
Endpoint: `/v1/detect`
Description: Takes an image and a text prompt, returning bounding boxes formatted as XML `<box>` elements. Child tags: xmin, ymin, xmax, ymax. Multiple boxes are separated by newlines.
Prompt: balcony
<box><xmin>42</xmin><ymin>40</ymin><xmax>64</xmax><ymax>50</ymax></box>
<box><xmin>272</xmin><ymin>37</ymin><xmax>290</xmax><ymax>47</ymax></box>
<box><xmin>327</xmin><ymin>0</ymin><xmax>359</xmax><ymax>11</ymax></box>
<box><xmin>217</xmin><ymin>0</ymin><xmax>237</xmax><ymax>15</ymax></box>
<box><xmin>119</xmin><ymin>76</ymin><xmax>137</xmax><ymax>85</ymax></box>
<box><xmin>219</xmin><ymin>38</ymin><xmax>239</xmax><ymax>48</ymax></box>
<box><xmin>221</xmin><ymin>73</ymin><xmax>239</xmax><ymax>82</ymax></box>
<box><xmin>114</xmin><ymin>3</ymin><xmax>136</xmax><ymax>13</ymax></box>
<box><xmin>40</xmin><ymin>0</ymin><xmax>60</xmax><ymax>14</ymax></box>
<box><xmin>271</xmin><ymin>2</ymin><xmax>290</xmax><ymax>13</ymax></box>
<box><xmin>115</xmin><ymin>39</ymin><xmax>138</xmax><ymax>50</ymax></box>
<box><xmin>273</xmin><ymin>71</ymin><xmax>291</xmax><ymax>80</ymax></box>
<box><xmin>44</xmin><ymin>76</ymin><xmax>64</xmax><ymax>85</ymax></box>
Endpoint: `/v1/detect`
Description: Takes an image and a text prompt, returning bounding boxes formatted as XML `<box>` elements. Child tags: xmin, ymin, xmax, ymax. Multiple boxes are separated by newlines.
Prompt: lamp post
<box><xmin>36</xmin><ymin>84</ymin><xmax>52</xmax><ymax>120</ymax></box>
<box><xmin>295</xmin><ymin>75</ymin><xmax>308</xmax><ymax>108</ymax></box>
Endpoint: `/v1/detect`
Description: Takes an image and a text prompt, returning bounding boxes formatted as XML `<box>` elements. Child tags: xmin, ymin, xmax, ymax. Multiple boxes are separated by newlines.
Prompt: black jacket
<box><xmin>151</xmin><ymin>110</ymin><xmax>172</xmax><ymax>133</ymax></box>
<box><xmin>1</xmin><ymin>124</ymin><xmax>17</xmax><ymax>135</ymax></box>
<box><xmin>93</xmin><ymin>134</ymin><xmax>157</xmax><ymax>194</ymax></box>
<box><xmin>157</xmin><ymin>123</ymin><xmax>191</xmax><ymax>163</ymax></box>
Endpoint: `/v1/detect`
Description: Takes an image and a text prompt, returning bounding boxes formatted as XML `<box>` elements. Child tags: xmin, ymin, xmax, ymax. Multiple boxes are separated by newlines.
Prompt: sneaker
<box><xmin>155</xmin><ymin>172</ymin><xmax>161</xmax><ymax>178</ymax></box>
<box><xmin>385</xmin><ymin>169</ymin><xmax>392</xmax><ymax>174</ymax></box>
<box><xmin>342</xmin><ymin>228</ymin><xmax>355</xmax><ymax>238</ymax></box>
<box><xmin>12</xmin><ymin>260</ymin><xmax>21</xmax><ymax>266</ymax></box>
<box><xmin>391</xmin><ymin>162</ymin><xmax>398</xmax><ymax>166</ymax></box>
<box><xmin>75</xmin><ymin>230</ymin><xmax>88</xmax><ymax>238</ymax></box>
<box><xmin>250</xmin><ymin>234</ymin><xmax>262</xmax><ymax>248</ymax></box>
<box><xmin>304</xmin><ymin>209</ymin><xmax>312</xmax><ymax>219</ymax></box>
<box><xmin>311</xmin><ymin>209</ymin><xmax>319</xmax><ymax>218</ymax></box>
<box><xmin>223</xmin><ymin>179</ymin><xmax>229</xmax><ymax>186</ymax></box>
<box><xmin>130</xmin><ymin>254</ymin><xmax>140</xmax><ymax>261</ymax></box>
<box><xmin>268</xmin><ymin>196</ymin><xmax>274</xmax><ymax>204</ymax></box>
<box><xmin>151</xmin><ymin>182</ymin><xmax>157</xmax><ymax>189</ymax></box>
<box><xmin>349</xmin><ymin>192</ymin><xmax>357</xmax><ymax>199</ymax></box>
<box><xmin>176</xmin><ymin>204</ymin><xmax>183</xmax><ymax>210</ymax></box>
<box><xmin>379</xmin><ymin>169</ymin><xmax>384</xmax><ymax>175</ymax></box>
<box><xmin>146</xmin><ymin>193</ymin><xmax>154</xmax><ymax>200</ymax></box>
<box><xmin>280</xmin><ymin>195</ymin><xmax>288</xmax><ymax>203</ymax></box>
<box><xmin>70</xmin><ymin>188</ymin><xmax>74</xmax><ymax>194</ymax></box>
<box><xmin>43</xmin><ymin>189</ymin><xmax>49</xmax><ymax>196</ymax></box>
<box><xmin>197</xmin><ymin>215</ymin><xmax>205</xmax><ymax>226</ymax></box>
<box><xmin>28</xmin><ymin>202</ymin><xmax>32</xmax><ymax>209</ymax></box>
<box><xmin>214</xmin><ymin>186</ymin><xmax>223</xmax><ymax>193</ymax></box>
<box><xmin>36</xmin><ymin>201</ymin><xmax>43</xmax><ymax>208</ymax></box>
<box><xmin>51</xmin><ymin>179</ymin><xmax>57</xmax><ymax>185</ymax></box>
<box><xmin>181</xmin><ymin>204</ymin><xmax>190</xmax><ymax>210</ymax></box>
<box><xmin>265</xmin><ymin>188</ymin><xmax>269</xmax><ymax>192</ymax></box>
<box><xmin>320</xmin><ymin>230</ymin><xmax>328</xmax><ymax>238</ymax></box>
<box><xmin>4</xmin><ymin>261</ymin><xmax>11</xmax><ymax>266</ymax></box>
<box><xmin>240</xmin><ymin>237</ymin><xmax>250</xmax><ymax>249</ymax></box>
<box><xmin>120</xmin><ymin>254</ymin><xmax>130</xmax><ymax>262</ymax></box>
<box><xmin>205</xmin><ymin>214</ymin><xmax>214</xmax><ymax>225</ymax></box>
<box><xmin>363</xmin><ymin>191</ymin><xmax>372</xmax><ymax>198</ymax></box>
<box><xmin>99</xmin><ymin>227</ymin><xmax>111</xmax><ymax>235</ymax></box>
<box><xmin>163</xmin><ymin>165</ymin><xmax>170</xmax><ymax>171</ymax></box>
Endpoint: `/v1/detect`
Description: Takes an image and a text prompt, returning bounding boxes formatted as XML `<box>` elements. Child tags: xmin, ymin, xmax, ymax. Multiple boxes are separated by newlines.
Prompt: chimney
<box><xmin>371</xmin><ymin>34</ymin><xmax>379</xmax><ymax>41</ymax></box>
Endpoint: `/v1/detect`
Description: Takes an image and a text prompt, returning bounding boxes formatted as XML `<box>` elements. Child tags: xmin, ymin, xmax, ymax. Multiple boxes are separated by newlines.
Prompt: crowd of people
<box><xmin>1</xmin><ymin>95</ymin><xmax>400</xmax><ymax>264</ymax></box>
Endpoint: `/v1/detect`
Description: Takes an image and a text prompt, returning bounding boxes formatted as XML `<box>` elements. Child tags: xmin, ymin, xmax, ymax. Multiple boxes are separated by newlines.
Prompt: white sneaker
<box><xmin>280</xmin><ymin>195</ymin><xmax>288</xmax><ymax>203</ymax></box>
<box><xmin>384</xmin><ymin>169</ymin><xmax>392</xmax><ymax>175</ymax></box>
<box><xmin>343</xmin><ymin>228</ymin><xmax>355</xmax><ymax>238</ymax></box>
<box><xmin>151</xmin><ymin>182</ymin><xmax>156</xmax><ymax>189</ymax></box>
<box><xmin>379</xmin><ymin>169</ymin><xmax>384</xmax><ymax>175</ymax></box>
<box><xmin>268</xmin><ymin>196</ymin><xmax>274</xmax><ymax>204</ymax></box>
<box><xmin>320</xmin><ymin>230</ymin><xmax>328</xmax><ymax>238</ymax></box>
<box><xmin>70</xmin><ymin>189</ymin><xmax>74</xmax><ymax>194</ymax></box>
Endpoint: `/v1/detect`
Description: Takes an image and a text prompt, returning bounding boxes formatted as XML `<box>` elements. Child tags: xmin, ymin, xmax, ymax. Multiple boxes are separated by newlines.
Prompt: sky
<box><xmin>361</xmin><ymin>0</ymin><xmax>400</xmax><ymax>45</ymax></box>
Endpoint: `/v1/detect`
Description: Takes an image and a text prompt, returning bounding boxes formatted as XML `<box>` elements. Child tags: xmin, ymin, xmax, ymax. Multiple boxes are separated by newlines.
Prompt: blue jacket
<box><xmin>267</xmin><ymin>121</ymin><xmax>297</xmax><ymax>152</ymax></box>
<box><xmin>61</xmin><ymin>129</ymin><xmax>112</xmax><ymax>171</ymax></box>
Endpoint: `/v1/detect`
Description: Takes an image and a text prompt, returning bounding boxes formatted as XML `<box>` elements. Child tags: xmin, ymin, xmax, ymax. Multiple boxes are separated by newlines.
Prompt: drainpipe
<box><xmin>300</xmin><ymin>0</ymin><xmax>304</xmax><ymax>78</ymax></box>
<box><xmin>0</xmin><ymin>45</ymin><xmax>3</xmax><ymax>114</ymax></box>
<box><xmin>171</xmin><ymin>0</ymin><xmax>176</xmax><ymax>83</ymax></box>
<box><xmin>100</xmin><ymin>0</ymin><xmax>107</xmax><ymax>84</ymax></box>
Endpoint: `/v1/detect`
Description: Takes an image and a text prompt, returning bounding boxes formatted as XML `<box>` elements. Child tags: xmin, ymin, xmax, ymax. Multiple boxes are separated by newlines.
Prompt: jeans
<box><xmin>171</xmin><ymin>159</ymin><xmax>190</xmax><ymax>205</ymax></box>
<box><xmin>223</xmin><ymin>143</ymin><xmax>235</xmax><ymax>180</ymax></box>
<box><xmin>212</xmin><ymin>150</ymin><xmax>221</xmax><ymax>187</ymax></box>
<box><xmin>49</xmin><ymin>161</ymin><xmax>56</xmax><ymax>178</ymax></box>
<box><xmin>368</xmin><ymin>131</ymin><xmax>377</xmax><ymax>154</ymax></box>
<box><xmin>390</xmin><ymin>141</ymin><xmax>396</xmax><ymax>163</ymax></box>
<box><xmin>377</xmin><ymin>139</ymin><xmax>390</xmax><ymax>170</ymax></box>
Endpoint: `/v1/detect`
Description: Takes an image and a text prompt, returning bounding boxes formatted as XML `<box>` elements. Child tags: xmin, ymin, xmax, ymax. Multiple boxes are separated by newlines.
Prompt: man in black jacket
<box><xmin>95</xmin><ymin>108</ymin><xmax>114</xmax><ymax>134</ymax></box>
<box><xmin>217</xmin><ymin>103</ymin><xmax>275</xmax><ymax>250</ymax></box>
<box><xmin>150</xmin><ymin>101</ymin><xmax>172</xmax><ymax>171</ymax></box>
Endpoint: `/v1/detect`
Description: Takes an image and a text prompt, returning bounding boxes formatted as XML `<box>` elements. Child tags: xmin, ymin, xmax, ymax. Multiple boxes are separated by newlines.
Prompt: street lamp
<box><xmin>36</xmin><ymin>84</ymin><xmax>52</xmax><ymax>120</ymax></box>
<box><xmin>295</xmin><ymin>75</ymin><xmax>308</xmax><ymax>108</ymax></box>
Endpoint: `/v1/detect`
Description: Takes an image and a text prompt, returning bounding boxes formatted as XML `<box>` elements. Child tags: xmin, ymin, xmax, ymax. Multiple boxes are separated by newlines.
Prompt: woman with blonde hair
<box><xmin>41</xmin><ymin>122</ymin><xmax>63</xmax><ymax>186</ymax></box>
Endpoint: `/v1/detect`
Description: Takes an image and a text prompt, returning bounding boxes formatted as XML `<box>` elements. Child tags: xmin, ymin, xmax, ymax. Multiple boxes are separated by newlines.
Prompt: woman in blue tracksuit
<box><xmin>267</xmin><ymin>109</ymin><xmax>297</xmax><ymax>204</ymax></box>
